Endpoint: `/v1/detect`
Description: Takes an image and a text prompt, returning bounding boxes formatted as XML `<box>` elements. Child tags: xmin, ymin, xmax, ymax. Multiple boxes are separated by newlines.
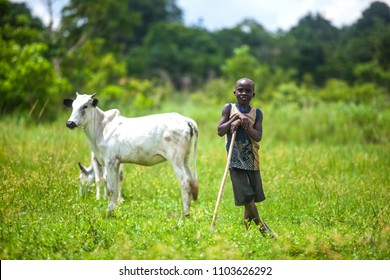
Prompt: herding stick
<box><xmin>210</xmin><ymin>130</ymin><xmax>237</xmax><ymax>233</ymax></box>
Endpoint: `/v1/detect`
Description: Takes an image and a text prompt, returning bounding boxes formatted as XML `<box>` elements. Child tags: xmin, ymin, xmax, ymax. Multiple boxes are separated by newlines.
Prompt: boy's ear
<box><xmin>63</xmin><ymin>99</ymin><xmax>73</xmax><ymax>108</ymax></box>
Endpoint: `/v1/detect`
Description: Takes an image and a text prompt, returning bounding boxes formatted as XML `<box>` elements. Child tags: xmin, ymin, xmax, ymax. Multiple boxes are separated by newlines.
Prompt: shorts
<box><xmin>229</xmin><ymin>168</ymin><xmax>266</xmax><ymax>206</ymax></box>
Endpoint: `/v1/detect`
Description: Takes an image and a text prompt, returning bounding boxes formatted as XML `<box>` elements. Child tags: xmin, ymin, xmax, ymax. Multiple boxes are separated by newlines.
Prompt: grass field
<box><xmin>0</xmin><ymin>98</ymin><xmax>389</xmax><ymax>259</ymax></box>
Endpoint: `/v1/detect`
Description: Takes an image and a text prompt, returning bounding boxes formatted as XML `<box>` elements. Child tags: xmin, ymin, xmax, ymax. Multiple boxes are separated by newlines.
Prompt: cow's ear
<box><xmin>63</xmin><ymin>99</ymin><xmax>73</xmax><ymax>108</ymax></box>
<box><xmin>92</xmin><ymin>98</ymin><xmax>98</xmax><ymax>107</ymax></box>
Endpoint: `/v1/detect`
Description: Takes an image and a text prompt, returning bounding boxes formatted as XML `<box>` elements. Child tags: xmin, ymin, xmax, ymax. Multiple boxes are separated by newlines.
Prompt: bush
<box><xmin>0</xmin><ymin>40</ymin><xmax>70</xmax><ymax>121</ymax></box>
<box><xmin>190</xmin><ymin>78</ymin><xmax>231</xmax><ymax>105</ymax></box>
<box><xmin>95</xmin><ymin>78</ymin><xmax>175</xmax><ymax>115</ymax></box>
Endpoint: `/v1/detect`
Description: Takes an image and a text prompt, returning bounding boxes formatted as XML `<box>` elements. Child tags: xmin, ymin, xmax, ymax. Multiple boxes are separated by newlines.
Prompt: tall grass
<box><xmin>0</xmin><ymin>98</ymin><xmax>389</xmax><ymax>259</ymax></box>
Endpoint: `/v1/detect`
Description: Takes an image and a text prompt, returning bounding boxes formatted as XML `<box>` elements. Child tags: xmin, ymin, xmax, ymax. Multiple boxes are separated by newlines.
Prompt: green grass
<box><xmin>0</xmin><ymin>99</ymin><xmax>389</xmax><ymax>259</ymax></box>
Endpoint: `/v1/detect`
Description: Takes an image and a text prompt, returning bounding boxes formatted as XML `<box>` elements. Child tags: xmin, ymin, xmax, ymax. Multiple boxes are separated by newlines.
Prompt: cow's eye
<box><xmin>83</xmin><ymin>105</ymin><xmax>88</xmax><ymax>109</ymax></box>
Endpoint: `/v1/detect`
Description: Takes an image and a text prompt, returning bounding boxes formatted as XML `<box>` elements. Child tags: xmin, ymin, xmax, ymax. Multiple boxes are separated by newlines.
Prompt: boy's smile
<box><xmin>235</xmin><ymin>91</ymin><xmax>252</xmax><ymax>103</ymax></box>
<box><xmin>234</xmin><ymin>83</ymin><xmax>255</xmax><ymax>106</ymax></box>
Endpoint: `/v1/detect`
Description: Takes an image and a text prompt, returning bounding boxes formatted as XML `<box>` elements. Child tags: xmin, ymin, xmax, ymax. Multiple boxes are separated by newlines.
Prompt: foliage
<box><xmin>0</xmin><ymin>0</ymin><xmax>43</xmax><ymax>44</ymax></box>
<box><xmin>95</xmin><ymin>78</ymin><xmax>174</xmax><ymax>114</ymax></box>
<box><xmin>0</xmin><ymin>98</ymin><xmax>389</xmax><ymax>260</ymax></box>
<box><xmin>221</xmin><ymin>45</ymin><xmax>262</xmax><ymax>82</ymax></box>
<box><xmin>0</xmin><ymin>0</ymin><xmax>70</xmax><ymax>121</ymax></box>
<box><xmin>60</xmin><ymin>0</ymin><xmax>182</xmax><ymax>54</ymax></box>
<box><xmin>354</xmin><ymin>60</ymin><xmax>390</xmax><ymax>91</ymax></box>
<box><xmin>60</xmin><ymin>38</ymin><xmax>126</xmax><ymax>92</ymax></box>
<box><xmin>140</xmin><ymin>22</ymin><xmax>222</xmax><ymax>89</ymax></box>
<box><xmin>335</xmin><ymin>1</ymin><xmax>390</xmax><ymax>82</ymax></box>
<box><xmin>279</xmin><ymin>13</ymin><xmax>339</xmax><ymax>85</ymax></box>
<box><xmin>1</xmin><ymin>0</ymin><xmax>390</xmax><ymax>122</ymax></box>
<box><xmin>221</xmin><ymin>45</ymin><xmax>298</xmax><ymax>101</ymax></box>
<box><xmin>190</xmin><ymin>78</ymin><xmax>232</xmax><ymax>106</ymax></box>
<box><xmin>0</xmin><ymin>39</ymin><xmax>70</xmax><ymax>120</ymax></box>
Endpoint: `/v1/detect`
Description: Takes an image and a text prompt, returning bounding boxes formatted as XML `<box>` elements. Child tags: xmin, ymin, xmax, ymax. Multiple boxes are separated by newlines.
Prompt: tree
<box><xmin>60</xmin><ymin>38</ymin><xmax>126</xmax><ymax>92</ymax></box>
<box><xmin>0</xmin><ymin>39</ymin><xmax>69</xmax><ymax>120</ymax></box>
<box><xmin>0</xmin><ymin>0</ymin><xmax>69</xmax><ymax>120</ymax></box>
<box><xmin>213</xmin><ymin>19</ymin><xmax>277</xmax><ymax>67</ymax></box>
<box><xmin>221</xmin><ymin>45</ymin><xmax>262</xmax><ymax>81</ymax></box>
<box><xmin>141</xmin><ymin>22</ymin><xmax>222</xmax><ymax>88</ymax></box>
<box><xmin>336</xmin><ymin>1</ymin><xmax>390</xmax><ymax>82</ymax></box>
<box><xmin>221</xmin><ymin>45</ymin><xmax>295</xmax><ymax>99</ymax></box>
<box><xmin>0</xmin><ymin>0</ymin><xmax>43</xmax><ymax>44</ymax></box>
<box><xmin>60</xmin><ymin>0</ymin><xmax>182</xmax><ymax>55</ymax></box>
<box><xmin>279</xmin><ymin>13</ymin><xmax>339</xmax><ymax>85</ymax></box>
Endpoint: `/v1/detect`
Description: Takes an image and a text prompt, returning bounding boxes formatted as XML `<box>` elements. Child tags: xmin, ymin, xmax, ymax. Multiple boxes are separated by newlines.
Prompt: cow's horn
<box><xmin>91</xmin><ymin>93</ymin><xmax>97</xmax><ymax>98</ymax></box>
<box><xmin>78</xmin><ymin>162</ymin><xmax>88</xmax><ymax>174</ymax></box>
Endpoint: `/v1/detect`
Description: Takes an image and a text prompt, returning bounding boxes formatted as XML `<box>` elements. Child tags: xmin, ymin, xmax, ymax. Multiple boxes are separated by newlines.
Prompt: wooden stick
<box><xmin>210</xmin><ymin>130</ymin><xmax>237</xmax><ymax>233</ymax></box>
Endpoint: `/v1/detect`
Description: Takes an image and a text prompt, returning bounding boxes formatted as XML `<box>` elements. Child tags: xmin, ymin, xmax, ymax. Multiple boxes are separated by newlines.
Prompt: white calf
<box><xmin>78</xmin><ymin>152</ymin><xmax>124</xmax><ymax>200</ymax></box>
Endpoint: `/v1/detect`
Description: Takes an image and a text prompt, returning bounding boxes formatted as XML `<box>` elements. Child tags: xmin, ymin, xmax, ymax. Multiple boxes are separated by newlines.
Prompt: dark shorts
<box><xmin>229</xmin><ymin>168</ymin><xmax>266</xmax><ymax>206</ymax></box>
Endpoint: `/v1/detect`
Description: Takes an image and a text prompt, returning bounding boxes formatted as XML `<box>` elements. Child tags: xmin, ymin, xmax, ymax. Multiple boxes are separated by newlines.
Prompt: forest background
<box><xmin>1</xmin><ymin>0</ymin><xmax>390</xmax><ymax>120</ymax></box>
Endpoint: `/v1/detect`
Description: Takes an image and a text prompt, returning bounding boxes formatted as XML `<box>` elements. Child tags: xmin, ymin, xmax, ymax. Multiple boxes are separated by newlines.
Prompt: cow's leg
<box><xmin>102</xmin><ymin>167</ymin><xmax>108</xmax><ymax>198</ymax></box>
<box><xmin>92</xmin><ymin>159</ymin><xmax>103</xmax><ymax>200</ymax></box>
<box><xmin>184</xmin><ymin>157</ymin><xmax>198</xmax><ymax>201</ymax></box>
<box><xmin>106</xmin><ymin>160</ymin><xmax>120</xmax><ymax>211</ymax></box>
<box><xmin>171</xmin><ymin>161</ymin><xmax>192</xmax><ymax>217</ymax></box>
<box><xmin>117</xmin><ymin>164</ymin><xmax>123</xmax><ymax>200</ymax></box>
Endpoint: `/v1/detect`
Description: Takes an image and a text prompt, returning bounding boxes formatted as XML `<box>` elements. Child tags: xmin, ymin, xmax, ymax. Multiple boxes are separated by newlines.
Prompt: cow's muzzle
<box><xmin>66</xmin><ymin>121</ymin><xmax>77</xmax><ymax>129</ymax></box>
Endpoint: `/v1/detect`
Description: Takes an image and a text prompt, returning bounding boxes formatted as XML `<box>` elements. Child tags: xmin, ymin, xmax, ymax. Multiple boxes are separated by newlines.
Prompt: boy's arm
<box><xmin>244</xmin><ymin>109</ymin><xmax>263</xmax><ymax>142</ymax></box>
<box><xmin>217</xmin><ymin>104</ymin><xmax>240</xmax><ymax>136</ymax></box>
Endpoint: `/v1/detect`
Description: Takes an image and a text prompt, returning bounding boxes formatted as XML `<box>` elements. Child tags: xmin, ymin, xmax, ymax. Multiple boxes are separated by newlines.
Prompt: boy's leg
<box><xmin>244</xmin><ymin>208</ymin><xmax>251</xmax><ymax>229</ymax></box>
<box><xmin>244</xmin><ymin>200</ymin><xmax>273</xmax><ymax>237</ymax></box>
<box><xmin>244</xmin><ymin>200</ymin><xmax>261</xmax><ymax>226</ymax></box>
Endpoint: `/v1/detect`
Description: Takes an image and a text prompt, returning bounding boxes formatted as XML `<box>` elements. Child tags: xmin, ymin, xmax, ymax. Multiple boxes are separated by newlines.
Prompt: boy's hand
<box><xmin>231</xmin><ymin>119</ymin><xmax>241</xmax><ymax>133</ymax></box>
<box><xmin>238</xmin><ymin>114</ymin><xmax>250</xmax><ymax>130</ymax></box>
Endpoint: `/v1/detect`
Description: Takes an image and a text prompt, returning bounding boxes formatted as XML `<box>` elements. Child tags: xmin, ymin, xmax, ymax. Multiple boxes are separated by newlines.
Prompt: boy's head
<box><xmin>234</xmin><ymin>78</ymin><xmax>255</xmax><ymax>102</ymax></box>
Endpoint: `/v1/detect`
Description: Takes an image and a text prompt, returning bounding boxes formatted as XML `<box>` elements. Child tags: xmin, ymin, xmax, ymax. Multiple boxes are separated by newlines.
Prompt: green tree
<box><xmin>0</xmin><ymin>0</ymin><xmax>69</xmax><ymax>120</ymax></box>
<box><xmin>221</xmin><ymin>45</ymin><xmax>295</xmax><ymax>99</ymax></box>
<box><xmin>141</xmin><ymin>22</ymin><xmax>222</xmax><ymax>88</ymax></box>
<box><xmin>213</xmin><ymin>19</ymin><xmax>278</xmax><ymax>67</ymax></box>
<box><xmin>60</xmin><ymin>38</ymin><xmax>126</xmax><ymax>93</ymax></box>
<box><xmin>336</xmin><ymin>1</ymin><xmax>390</xmax><ymax>82</ymax></box>
<box><xmin>60</xmin><ymin>0</ymin><xmax>182</xmax><ymax>54</ymax></box>
<box><xmin>354</xmin><ymin>60</ymin><xmax>390</xmax><ymax>92</ymax></box>
<box><xmin>0</xmin><ymin>39</ymin><xmax>69</xmax><ymax>120</ymax></box>
<box><xmin>0</xmin><ymin>0</ymin><xmax>43</xmax><ymax>44</ymax></box>
<box><xmin>279</xmin><ymin>13</ymin><xmax>339</xmax><ymax>85</ymax></box>
<box><xmin>221</xmin><ymin>45</ymin><xmax>262</xmax><ymax>81</ymax></box>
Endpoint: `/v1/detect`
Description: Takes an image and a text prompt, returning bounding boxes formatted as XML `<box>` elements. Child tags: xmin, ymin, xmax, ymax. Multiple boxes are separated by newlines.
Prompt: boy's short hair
<box><xmin>236</xmin><ymin>78</ymin><xmax>255</xmax><ymax>91</ymax></box>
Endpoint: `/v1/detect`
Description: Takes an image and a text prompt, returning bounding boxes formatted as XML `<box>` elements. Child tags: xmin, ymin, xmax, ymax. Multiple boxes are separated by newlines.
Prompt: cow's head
<box><xmin>63</xmin><ymin>92</ymin><xmax>98</xmax><ymax>129</ymax></box>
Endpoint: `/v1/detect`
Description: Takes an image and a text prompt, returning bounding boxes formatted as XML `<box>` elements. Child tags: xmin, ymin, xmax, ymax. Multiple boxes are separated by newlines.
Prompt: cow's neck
<box><xmin>84</xmin><ymin>107</ymin><xmax>105</xmax><ymax>156</ymax></box>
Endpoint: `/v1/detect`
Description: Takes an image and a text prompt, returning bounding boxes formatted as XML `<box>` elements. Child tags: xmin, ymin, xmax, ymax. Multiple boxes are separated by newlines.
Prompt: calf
<box><xmin>78</xmin><ymin>152</ymin><xmax>124</xmax><ymax>199</ymax></box>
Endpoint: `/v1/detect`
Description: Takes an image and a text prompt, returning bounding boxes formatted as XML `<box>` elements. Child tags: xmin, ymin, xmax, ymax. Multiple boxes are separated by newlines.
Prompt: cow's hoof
<box><xmin>191</xmin><ymin>180</ymin><xmax>198</xmax><ymax>201</ymax></box>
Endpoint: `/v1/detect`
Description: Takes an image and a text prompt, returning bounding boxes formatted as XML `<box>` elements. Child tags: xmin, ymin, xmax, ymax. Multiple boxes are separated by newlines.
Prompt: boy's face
<box><xmin>234</xmin><ymin>79</ymin><xmax>255</xmax><ymax>105</ymax></box>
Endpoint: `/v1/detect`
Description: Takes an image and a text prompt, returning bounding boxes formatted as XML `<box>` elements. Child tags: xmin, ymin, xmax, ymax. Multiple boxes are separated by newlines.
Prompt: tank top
<box><xmin>226</xmin><ymin>103</ymin><xmax>260</xmax><ymax>171</ymax></box>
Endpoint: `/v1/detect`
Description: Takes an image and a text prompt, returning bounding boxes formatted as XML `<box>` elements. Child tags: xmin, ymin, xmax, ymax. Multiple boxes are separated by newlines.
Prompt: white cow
<box><xmin>78</xmin><ymin>151</ymin><xmax>124</xmax><ymax>200</ymax></box>
<box><xmin>64</xmin><ymin>93</ymin><xmax>198</xmax><ymax>216</ymax></box>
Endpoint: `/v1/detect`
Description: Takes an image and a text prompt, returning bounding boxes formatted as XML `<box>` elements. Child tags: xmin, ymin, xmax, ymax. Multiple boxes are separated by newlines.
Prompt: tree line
<box><xmin>1</xmin><ymin>0</ymin><xmax>389</xmax><ymax>120</ymax></box>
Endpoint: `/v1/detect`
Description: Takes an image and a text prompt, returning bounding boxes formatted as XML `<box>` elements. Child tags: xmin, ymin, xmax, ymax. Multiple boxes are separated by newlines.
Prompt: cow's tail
<box><xmin>187</xmin><ymin>120</ymin><xmax>198</xmax><ymax>201</ymax></box>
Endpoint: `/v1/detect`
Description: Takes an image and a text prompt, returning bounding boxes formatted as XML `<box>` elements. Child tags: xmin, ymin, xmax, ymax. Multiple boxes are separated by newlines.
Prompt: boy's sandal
<box><xmin>259</xmin><ymin>223</ymin><xmax>274</xmax><ymax>238</ymax></box>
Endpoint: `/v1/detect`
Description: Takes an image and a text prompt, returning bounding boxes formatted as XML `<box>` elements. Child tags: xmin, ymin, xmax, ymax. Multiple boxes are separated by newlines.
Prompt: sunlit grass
<box><xmin>0</xmin><ymin>100</ymin><xmax>389</xmax><ymax>259</ymax></box>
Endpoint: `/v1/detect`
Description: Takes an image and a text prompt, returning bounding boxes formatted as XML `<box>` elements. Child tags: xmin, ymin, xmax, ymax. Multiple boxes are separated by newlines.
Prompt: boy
<box><xmin>217</xmin><ymin>77</ymin><xmax>271</xmax><ymax>236</ymax></box>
